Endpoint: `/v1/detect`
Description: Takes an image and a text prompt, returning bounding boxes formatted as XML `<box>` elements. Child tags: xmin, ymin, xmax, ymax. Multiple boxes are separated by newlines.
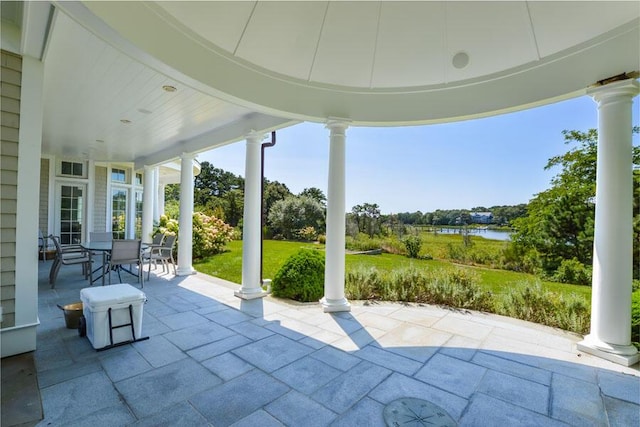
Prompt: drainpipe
<box><xmin>260</xmin><ymin>131</ymin><xmax>276</xmax><ymax>286</ymax></box>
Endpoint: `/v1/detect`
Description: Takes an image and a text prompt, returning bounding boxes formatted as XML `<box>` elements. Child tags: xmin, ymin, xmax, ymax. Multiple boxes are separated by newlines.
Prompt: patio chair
<box><xmin>49</xmin><ymin>235</ymin><xmax>91</xmax><ymax>288</ymax></box>
<box><xmin>38</xmin><ymin>229</ymin><xmax>48</xmax><ymax>262</ymax></box>
<box><xmin>145</xmin><ymin>234</ymin><xmax>176</xmax><ymax>280</ymax></box>
<box><xmin>108</xmin><ymin>239</ymin><xmax>144</xmax><ymax>287</ymax></box>
<box><xmin>144</xmin><ymin>233</ymin><xmax>165</xmax><ymax>271</ymax></box>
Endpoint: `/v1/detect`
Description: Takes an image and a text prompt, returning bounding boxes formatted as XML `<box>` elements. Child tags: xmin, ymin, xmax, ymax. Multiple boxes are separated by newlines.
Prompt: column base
<box><xmin>176</xmin><ymin>267</ymin><xmax>195</xmax><ymax>276</ymax></box>
<box><xmin>320</xmin><ymin>296</ymin><xmax>351</xmax><ymax>313</ymax></box>
<box><xmin>234</xmin><ymin>288</ymin><xmax>269</xmax><ymax>300</ymax></box>
<box><xmin>577</xmin><ymin>335</ymin><xmax>639</xmax><ymax>367</ymax></box>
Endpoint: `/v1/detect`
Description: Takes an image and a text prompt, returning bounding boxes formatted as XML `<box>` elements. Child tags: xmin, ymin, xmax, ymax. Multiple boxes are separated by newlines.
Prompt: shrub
<box><xmin>553</xmin><ymin>258</ymin><xmax>592</xmax><ymax>286</ymax></box>
<box><xmin>192</xmin><ymin>212</ymin><xmax>235</xmax><ymax>259</ymax></box>
<box><xmin>152</xmin><ymin>213</ymin><xmax>234</xmax><ymax>260</ymax></box>
<box><xmin>345</xmin><ymin>233</ymin><xmax>382</xmax><ymax>251</ymax></box>
<box><xmin>632</xmin><ymin>290</ymin><xmax>640</xmax><ymax>349</ymax></box>
<box><xmin>272</xmin><ymin>249</ymin><xmax>325</xmax><ymax>302</ymax></box>
<box><xmin>345</xmin><ymin>266</ymin><xmax>383</xmax><ymax>300</ymax></box>
<box><xmin>297</xmin><ymin>226</ymin><xmax>317</xmax><ymax>242</ymax></box>
<box><xmin>317</xmin><ymin>234</ymin><xmax>326</xmax><ymax>244</ymax></box>
<box><xmin>499</xmin><ymin>283</ymin><xmax>590</xmax><ymax>333</ymax></box>
<box><xmin>403</xmin><ymin>235</ymin><xmax>422</xmax><ymax>258</ymax></box>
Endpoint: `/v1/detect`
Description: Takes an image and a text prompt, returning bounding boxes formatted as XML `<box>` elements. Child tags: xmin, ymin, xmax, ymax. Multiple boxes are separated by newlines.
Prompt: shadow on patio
<box><xmin>5</xmin><ymin>260</ymin><xmax>639</xmax><ymax>426</ymax></box>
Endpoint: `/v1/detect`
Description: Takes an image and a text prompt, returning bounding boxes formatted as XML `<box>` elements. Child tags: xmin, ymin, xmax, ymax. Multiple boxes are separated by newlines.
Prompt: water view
<box><xmin>430</xmin><ymin>227</ymin><xmax>511</xmax><ymax>241</ymax></box>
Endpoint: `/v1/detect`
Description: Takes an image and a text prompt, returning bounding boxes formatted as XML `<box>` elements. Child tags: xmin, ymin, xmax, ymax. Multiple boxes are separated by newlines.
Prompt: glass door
<box><xmin>112</xmin><ymin>188</ymin><xmax>128</xmax><ymax>239</ymax></box>
<box><xmin>57</xmin><ymin>184</ymin><xmax>85</xmax><ymax>244</ymax></box>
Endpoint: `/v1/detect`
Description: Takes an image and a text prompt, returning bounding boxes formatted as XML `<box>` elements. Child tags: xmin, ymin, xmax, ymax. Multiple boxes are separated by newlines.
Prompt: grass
<box><xmin>193</xmin><ymin>239</ymin><xmax>592</xmax><ymax>301</ymax></box>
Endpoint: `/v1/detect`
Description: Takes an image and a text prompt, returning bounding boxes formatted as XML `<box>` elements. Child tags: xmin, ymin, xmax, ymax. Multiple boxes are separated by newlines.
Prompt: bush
<box><xmin>403</xmin><ymin>235</ymin><xmax>422</xmax><ymax>258</ymax></box>
<box><xmin>345</xmin><ymin>233</ymin><xmax>382</xmax><ymax>251</ymax></box>
<box><xmin>632</xmin><ymin>290</ymin><xmax>640</xmax><ymax>349</ymax></box>
<box><xmin>272</xmin><ymin>249</ymin><xmax>325</xmax><ymax>302</ymax></box>
<box><xmin>499</xmin><ymin>283</ymin><xmax>590</xmax><ymax>333</ymax></box>
<box><xmin>553</xmin><ymin>258</ymin><xmax>592</xmax><ymax>286</ymax></box>
<box><xmin>192</xmin><ymin>212</ymin><xmax>235</xmax><ymax>259</ymax></box>
<box><xmin>317</xmin><ymin>234</ymin><xmax>326</xmax><ymax>244</ymax></box>
<box><xmin>152</xmin><ymin>213</ymin><xmax>234</xmax><ymax>260</ymax></box>
<box><xmin>297</xmin><ymin>226</ymin><xmax>317</xmax><ymax>242</ymax></box>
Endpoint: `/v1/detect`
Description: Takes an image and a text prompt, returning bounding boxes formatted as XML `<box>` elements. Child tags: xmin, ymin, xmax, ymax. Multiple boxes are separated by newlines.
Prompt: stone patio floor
<box><xmin>25</xmin><ymin>260</ymin><xmax>640</xmax><ymax>425</ymax></box>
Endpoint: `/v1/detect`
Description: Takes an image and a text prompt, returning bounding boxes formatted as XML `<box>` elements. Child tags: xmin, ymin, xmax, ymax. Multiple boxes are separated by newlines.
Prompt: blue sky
<box><xmin>200</xmin><ymin>96</ymin><xmax>639</xmax><ymax>214</ymax></box>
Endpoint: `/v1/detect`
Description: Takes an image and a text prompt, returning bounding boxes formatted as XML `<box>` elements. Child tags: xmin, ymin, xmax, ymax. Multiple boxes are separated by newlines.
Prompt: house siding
<box><xmin>0</xmin><ymin>50</ymin><xmax>22</xmax><ymax>328</ymax></box>
<box><xmin>94</xmin><ymin>165</ymin><xmax>107</xmax><ymax>231</ymax></box>
<box><xmin>39</xmin><ymin>158</ymin><xmax>49</xmax><ymax>235</ymax></box>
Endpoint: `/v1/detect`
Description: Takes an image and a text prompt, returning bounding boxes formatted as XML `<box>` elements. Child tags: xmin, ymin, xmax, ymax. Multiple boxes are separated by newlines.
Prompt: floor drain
<box><xmin>383</xmin><ymin>397</ymin><xmax>457</xmax><ymax>426</ymax></box>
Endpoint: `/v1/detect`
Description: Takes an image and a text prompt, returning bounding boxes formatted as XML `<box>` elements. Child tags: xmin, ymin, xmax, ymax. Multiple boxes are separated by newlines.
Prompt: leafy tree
<box><xmin>351</xmin><ymin>203</ymin><xmax>382</xmax><ymax>237</ymax></box>
<box><xmin>299</xmin><ymin>187</ymin><xmax>326</xmax><ymax>206</ymax></box>
<box><xmin>510</xmin><ymin>128</ymin><xmax>639</xmax><ymax>280</ymax></box>
<box><xmin>263</xmin><ymin>180</ymin><xmax>292</xmax><ymax>222</ymax></box>
<box><xmin>268</xmin><ymin>196</ymin><xmax>325</xmax><ymax>240</ymax></box>
<box><xmin>194</xmin><ymin>161</ymin><xmax>243</xmax><ymax>206</ymax></box>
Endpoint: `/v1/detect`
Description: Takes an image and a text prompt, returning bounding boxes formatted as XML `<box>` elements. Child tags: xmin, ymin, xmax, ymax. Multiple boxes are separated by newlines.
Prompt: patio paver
<box><xmin>22</xmin><ymin>261</ymin><xmax>640</xmax><ymax>426</ymax></box>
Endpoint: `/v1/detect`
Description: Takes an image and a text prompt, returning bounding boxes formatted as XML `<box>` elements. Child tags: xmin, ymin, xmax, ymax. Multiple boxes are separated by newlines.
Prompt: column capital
<box><xmin>245</xmin><ymin>130</ymin><xmax>265</xmax><ymax>144</ymax></box>
<box><xmin>326</xmin><ymin>118</ymin><xmax>351</xmax><ymax>133</ymax></box>
<box><xmin>180</xmin><ymin>152</ymin><xmax>197</xmax><ymax>161</ymax></box>
<box><xmin>587</xmin><ymin>79</ymin><xmax>639</xmax><ymax>103</ymax></box>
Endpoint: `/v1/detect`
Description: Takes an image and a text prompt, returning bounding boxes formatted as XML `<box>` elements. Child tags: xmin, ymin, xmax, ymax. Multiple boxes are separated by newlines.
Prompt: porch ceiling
<box><xmin>8</xmin><ymin>1</ymin><xmax>640</xmax><ymax>166</ymax></box>
<box><xmin>38</xmin><ymin>6</ymin><xmax>296</xmax><ymax>167</ymax></box>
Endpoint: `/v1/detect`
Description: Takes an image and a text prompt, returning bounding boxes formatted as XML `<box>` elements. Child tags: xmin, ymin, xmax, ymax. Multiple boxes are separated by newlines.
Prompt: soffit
<box><xmin>80</xmin><ymin>1</ymin><xmax>640</xmax><ymax>125</ymax></box>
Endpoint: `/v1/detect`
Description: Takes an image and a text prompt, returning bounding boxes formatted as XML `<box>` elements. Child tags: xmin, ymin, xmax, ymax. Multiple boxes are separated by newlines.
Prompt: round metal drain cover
<box><xmin>383</xmin><ymin>397</ymin><xmax>457</xmax><ymax>426</ymax></box>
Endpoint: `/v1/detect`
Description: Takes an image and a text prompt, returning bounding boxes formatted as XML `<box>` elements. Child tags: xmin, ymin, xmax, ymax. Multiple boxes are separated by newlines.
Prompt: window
<box><xmin>135</xmin><ymin>191</ymin><xmax>143</xmax><ymax>239</ymax></box>
<box><xmin>135</xmin><ymin>173</ymin><xmax>143</xmax><ymax>186</ymax></box>
<box><xmin>112</xmin><ymin>168</ymin><xmax>127</xmax><ymax>183</ymax></box>
<box><xmin>112</xmin><ymin>189</ymin><xmax>127</xmax><ymax>239</ymax></box>
<box><xmin>59</xmin><ymin>161</ymin><xmax>85</xmax><ymax>177</ymax></box>
<box><xmin>60</xmin><ymin>185</ymin><xmax>83</xmax><ymax>244</ymax></box>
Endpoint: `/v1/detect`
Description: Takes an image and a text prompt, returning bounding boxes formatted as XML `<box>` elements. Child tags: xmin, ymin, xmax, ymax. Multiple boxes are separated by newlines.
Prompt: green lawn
<box><xmin>193</xmin><ymin>239</ymin><xmax>592</xmax><ymax>300</ymax></box>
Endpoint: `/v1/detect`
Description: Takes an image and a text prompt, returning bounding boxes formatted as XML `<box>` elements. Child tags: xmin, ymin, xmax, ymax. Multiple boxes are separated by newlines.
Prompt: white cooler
<box><xmin>80</xmin><ymin>284</ymin><xmax>146</xmax><ymax>350</ymax></box>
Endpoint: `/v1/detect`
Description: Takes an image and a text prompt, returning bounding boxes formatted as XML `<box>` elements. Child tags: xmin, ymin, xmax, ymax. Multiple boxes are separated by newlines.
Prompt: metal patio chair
<box><xmin>145</xmin><ymin>234</ymin><xmax>177</xmax><ymax>280</ymax></box>
<box><xmin>108</xmin><ymin>239</ymin><xmax>144</xmax><ymax>287</ymax></box>
<box><xmin>49</xmin><ymin>235</ymin><xmax>91</xmax><ymax>288</ymax></box>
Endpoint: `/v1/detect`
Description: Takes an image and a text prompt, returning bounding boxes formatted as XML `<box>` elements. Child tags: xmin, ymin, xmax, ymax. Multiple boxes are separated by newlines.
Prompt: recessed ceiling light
<box><xmin>138</xmin><ymin>108</ymin><xmax>152</xmax><ymax>114</ymax></box>
<box><xmin>120</xmin><ymin>119</ymin><xmax>132</xmax><ymax>124</ymax></box>
<box><xmin>452</xmin><ymin>52</ymin><xmax>470</xmax><ymax>69</ymax></box>
<box><xmin>95</xmin><ymin>139</ymin><xmax>105</xmax><ymax>143</ymax></box>
<box><xmin>162</xmin><ymin>85</ymin><xmax>177</xmax><ymax>92</ymax></box>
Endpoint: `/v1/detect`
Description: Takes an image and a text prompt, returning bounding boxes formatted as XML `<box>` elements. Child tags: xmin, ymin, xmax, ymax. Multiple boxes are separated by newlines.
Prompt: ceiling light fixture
<box><xmin>452</xmin><ymin>52</ymin><xmax>470</xmax><ymax>69</ymax></box>
<box><xmin>120</xmin><ymin>119</ymin><xmax>132</xmax><ymax>124</ymax></box>
<box><xmin>162</xmin><ymin>85</ymin><xmax>177</xmax><ymax>92</ymax></box>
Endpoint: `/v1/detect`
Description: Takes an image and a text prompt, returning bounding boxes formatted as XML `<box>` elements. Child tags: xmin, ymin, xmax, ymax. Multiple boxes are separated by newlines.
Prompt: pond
<box><xmin>432</xmin><ymin>227</ymin><xmax>512</xmax><ymax>241</ymax></box>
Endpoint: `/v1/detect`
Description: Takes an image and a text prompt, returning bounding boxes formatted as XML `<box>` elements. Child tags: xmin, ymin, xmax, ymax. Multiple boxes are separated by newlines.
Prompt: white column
<box><xmin>141</xmin><ymin>165</ymin><xmax>155</xmax><ymax>243</ymax></box>
<box><xmin>321</xmin><ymin>119</ymin><xmax>351</xmax><ymax>312</ymax></box>
<box><xmin>235</xmin><ymin>131</ymin><xmax>267</xmax><ymax>299</ymax></box>
<box><xmin>153</xmin><ymin>166</ymin><xmax>160</xmax><ymax>221</ymax></box>
<box><xmin>157</xmin><ymin>182</ymin><xmax>165</xmax><ymax>220</ymax></box>
<box><xmin>176</xmin><ymin>153</ymin><xmax>195</xmax><ymax>276</ymax></box>
<box><xmin>577</xmin><ymin>79</ymin><xmax>639</xmax><ymax>366</ymax></box>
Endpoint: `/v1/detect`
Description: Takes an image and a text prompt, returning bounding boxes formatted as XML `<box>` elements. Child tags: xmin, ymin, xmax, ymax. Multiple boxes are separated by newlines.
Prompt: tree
<box><xmin>351</xmin><ymin>203</ymin><xmax>382</xmax><ymax>237</ymax></box>
<box><xmin>510</xmin><ymin>128</ymin><xmax>639</xmax><ymax>280</ymax></box>
<box><xmin>299</xmin><ymin>187</ymin><xmax>326</xmax><ymax>206</ymax></box>
<box><xmin>268</xmin><ymin>196</ymin><xmax>325</xmax><ymax>240</ymax></box>
<box><xmin>193</xmin><ymin>161</ymin><xmax>244</xmax><ymax>206</ymax></box>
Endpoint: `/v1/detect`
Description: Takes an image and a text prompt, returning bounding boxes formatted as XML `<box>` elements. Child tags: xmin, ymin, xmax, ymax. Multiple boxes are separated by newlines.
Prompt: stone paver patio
<box><xmin>32</xmin><ymin>260</ymin><xmax>639</xmax><ymax>426</ymax></box>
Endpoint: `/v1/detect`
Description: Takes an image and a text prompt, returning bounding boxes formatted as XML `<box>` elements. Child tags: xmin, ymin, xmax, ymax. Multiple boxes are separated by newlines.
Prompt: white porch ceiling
<box><xmin>4</xmin><ymin>1</ymin><xmax>639</xmax><ymax>167</ymax></box>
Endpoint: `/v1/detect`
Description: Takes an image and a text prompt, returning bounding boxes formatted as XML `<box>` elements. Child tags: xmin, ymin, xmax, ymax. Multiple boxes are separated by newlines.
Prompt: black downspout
<box><xmin>260</xmin><ymin>131</ymin><xmax>276</xmax><ymax>284</ymax></box>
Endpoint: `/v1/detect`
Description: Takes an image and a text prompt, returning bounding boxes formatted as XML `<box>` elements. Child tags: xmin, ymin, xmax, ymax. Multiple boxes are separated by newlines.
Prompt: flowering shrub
<box><xmin>152</xmin><ymin>213</ymin><xmax>234</xmax><ymax>259</ymax></box>
<box><xmin>192</xmin><ymin>212</ymin><xmax>235</xmax><ymax>258</ymax></box>
<box><xmin>297</xmin><ymin>226</ymin><xmax>317</xmax><ymax>242</ymax></box>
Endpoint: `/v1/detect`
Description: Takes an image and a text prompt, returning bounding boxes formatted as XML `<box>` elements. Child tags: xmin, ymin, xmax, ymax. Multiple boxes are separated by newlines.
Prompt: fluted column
<box><xmin>235</xmin><ymin>131</ymin><xmax>268</xmax><ymax>299</ymax></box>
<box><xmin>577</xmin><ymin>79</ymin><xmax>639</xmax><ymax>366</ymax></box>
<box><xmin>176</xmin><ymin>152</ymin><xmax>195</xmax><ymax>276</ymax></box>
<box><xmin>141</xmin><ymin>165</ymin><xmax>155</xmax><ymax>244</ymax></box>
<box><xmin>321</xmin><ymin>119</ymin><xmax>351</xmax><ymax>312</ymax></box>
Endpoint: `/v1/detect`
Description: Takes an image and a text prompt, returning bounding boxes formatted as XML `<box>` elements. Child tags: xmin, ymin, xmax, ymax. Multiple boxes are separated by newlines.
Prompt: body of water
<box><xmin>432</xmin><ymin>227</ymin><xmax>512</xmax><ymax>241</ymax></box>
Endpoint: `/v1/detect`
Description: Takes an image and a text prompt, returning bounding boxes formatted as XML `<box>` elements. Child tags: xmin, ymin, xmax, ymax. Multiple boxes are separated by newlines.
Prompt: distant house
<box><xmin>471</xmin><ymin>212</ymin><xmax>493</xmax><ymax>224</ymax></box>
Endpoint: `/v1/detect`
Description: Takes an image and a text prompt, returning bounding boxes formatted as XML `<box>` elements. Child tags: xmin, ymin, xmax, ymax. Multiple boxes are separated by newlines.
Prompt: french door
<box><xmin>56</xmin><ymin>183</ymin><xmax>86</xmax><ymax>244</ymax></box>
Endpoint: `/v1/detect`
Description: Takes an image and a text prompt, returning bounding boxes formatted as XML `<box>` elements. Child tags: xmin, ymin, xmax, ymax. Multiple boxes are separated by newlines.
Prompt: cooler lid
<box><xmin>80</xmin><ymin>284</ymin><xmax>145</xmax><ymax>308</ymax></box>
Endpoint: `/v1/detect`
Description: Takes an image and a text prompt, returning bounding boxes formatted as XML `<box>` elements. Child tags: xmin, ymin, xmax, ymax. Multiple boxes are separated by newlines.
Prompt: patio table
<box><xmin>82</xmin><ymin>241</ymin><xmax>148</xmax><ymax>286</ymax></box>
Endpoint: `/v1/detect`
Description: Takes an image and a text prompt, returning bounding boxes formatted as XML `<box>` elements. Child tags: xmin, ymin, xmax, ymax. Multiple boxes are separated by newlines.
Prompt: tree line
<box><xmin>165</xmin><ymin>126</ymin><xmax>639</xmax><ymax>284</ymax></box>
